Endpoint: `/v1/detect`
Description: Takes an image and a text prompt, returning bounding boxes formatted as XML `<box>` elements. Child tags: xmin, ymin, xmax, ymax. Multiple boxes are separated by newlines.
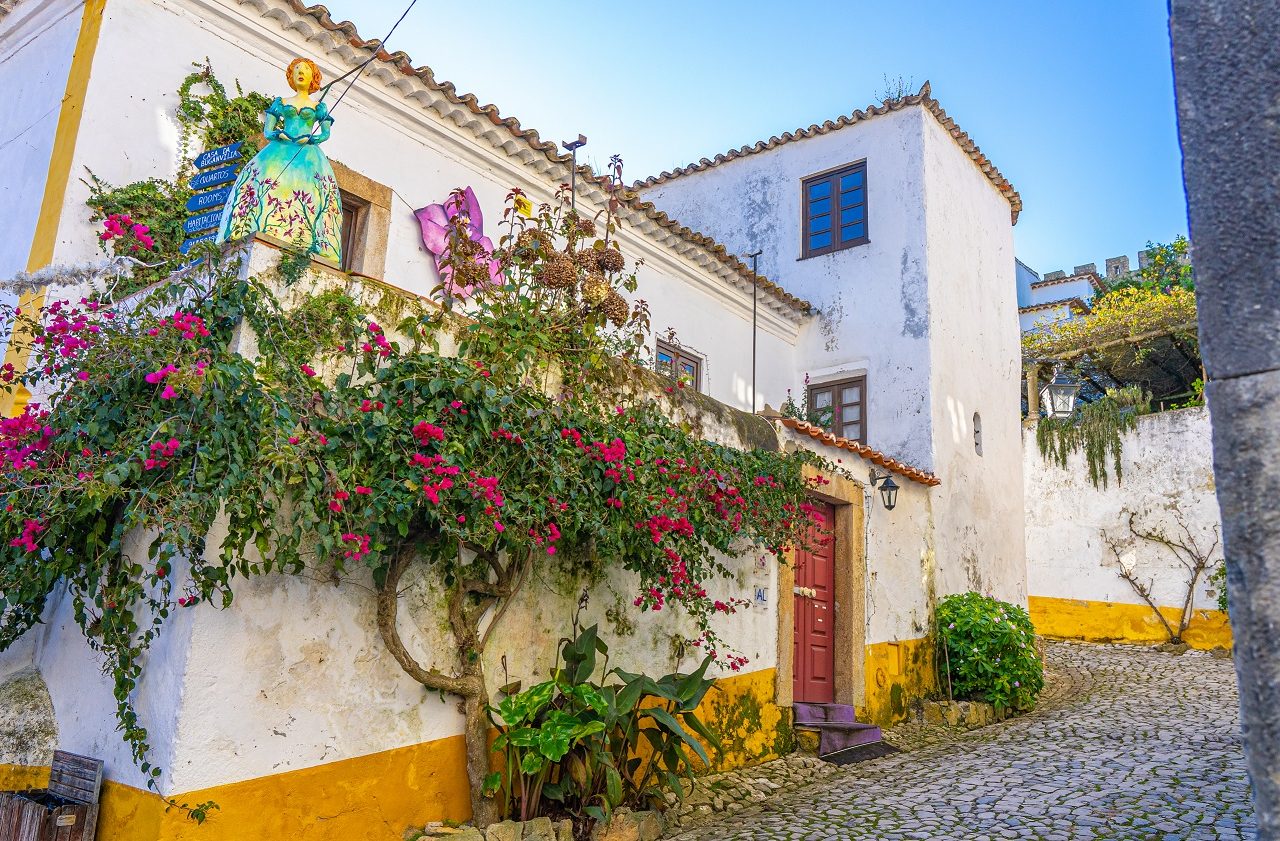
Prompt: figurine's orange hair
<box><xmin>286</xmin><ymin>58</ymin><xmax>322</xmax><ymax>93</ymax></box>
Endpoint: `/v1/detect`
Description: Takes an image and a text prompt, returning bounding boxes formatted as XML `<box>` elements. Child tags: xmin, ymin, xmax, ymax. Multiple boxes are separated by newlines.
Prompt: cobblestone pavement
<box><xmin>667</xmin><ymin>642</ymin><xmax>1256</xmax><ymax>840</ymax></box>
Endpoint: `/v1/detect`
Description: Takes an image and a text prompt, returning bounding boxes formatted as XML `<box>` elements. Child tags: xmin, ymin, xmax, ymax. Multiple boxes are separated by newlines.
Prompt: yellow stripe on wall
<box><xmin>1</xmin><ymin>0</ymin><xmax>108</xmax><ymax>416</ymax></box>
<box><xmin>1029</xmin><ymin>595</ymin><xmax>1232</xmax><ymax>650</ymax></box>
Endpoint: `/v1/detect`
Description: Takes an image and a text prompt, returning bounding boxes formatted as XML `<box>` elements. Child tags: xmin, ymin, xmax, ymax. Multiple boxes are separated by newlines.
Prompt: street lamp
<box><xmin>1039</xmin><ymin>367</ymin><xmax>1082</xmax><ymax>420</ymax></box>
<box><xmin>869</xmin><ymin>470</ymin><xmax>900</xmax><ymax>511</ymax></box>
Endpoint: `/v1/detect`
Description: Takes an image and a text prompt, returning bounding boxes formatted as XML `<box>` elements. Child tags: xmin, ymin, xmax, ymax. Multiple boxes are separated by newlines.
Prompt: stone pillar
<box><xmin>1170</xmin><ymin>2</ymin><xmax>1280</xmax><ymax>835</ymax></box>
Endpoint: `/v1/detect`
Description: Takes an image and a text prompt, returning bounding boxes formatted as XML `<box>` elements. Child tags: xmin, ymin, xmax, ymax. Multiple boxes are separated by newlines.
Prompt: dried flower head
<box><xmin>602</xmin><ymin>290</ymin><xmax>629</xmax><ymax>326</ymax></box>
<box><xmin>541</xmin><ymin>253</ymin><xmax>577</xmax><ymax>289</ymax></box>
<box><xmin>581</xmin><ymin>272</ymin><xmax>609</xmax><ymax>307</ymax></box>
<box><xmin>596</xmin><ymin>247</ymin><xmax>625</xmax><ymax>274</ymax></box>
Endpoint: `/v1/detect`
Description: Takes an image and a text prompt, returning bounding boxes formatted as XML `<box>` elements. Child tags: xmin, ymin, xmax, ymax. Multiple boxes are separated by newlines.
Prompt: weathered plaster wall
<box><xmin>0</xmin><ymin>0</ymin><xmax>83</xmax><ymax>301</ymax></box>
<box><xmin>640</xmin><ymin>107</ymin><xmax>935</xmax><ymax>469</ymax></box>
<box><xmin>1024</xmin><ymin>407</ymin><xmax>1228</xmax><ymax>647</ymax></box>
<box><xmin>921</xmin><ymin>110</ymin><xmax>1027</xmax><ymax>610</ymax></box>
<box><xmin>33</xmin><ymin>0</ymin><xmax>798</xmax><ymax>415</ymax></box>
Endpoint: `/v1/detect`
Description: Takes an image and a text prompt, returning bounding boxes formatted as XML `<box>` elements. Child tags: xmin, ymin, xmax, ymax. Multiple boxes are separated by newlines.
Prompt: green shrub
<box><xmin>936</xmin><ymin>592</ymin><xmax>1043</xmax><ymax>711</ymax></box>
<box><xmin>484</xmin><ymin>625</ymin><xmax>719</xmax><ymax>826</ymax></box>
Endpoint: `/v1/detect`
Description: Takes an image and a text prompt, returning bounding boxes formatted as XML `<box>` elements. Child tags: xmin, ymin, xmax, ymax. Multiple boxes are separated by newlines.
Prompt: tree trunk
<box><xmin>376</xmin><ymin>546</ymin><xmax>502</xmax><ymax>828</ymax></box>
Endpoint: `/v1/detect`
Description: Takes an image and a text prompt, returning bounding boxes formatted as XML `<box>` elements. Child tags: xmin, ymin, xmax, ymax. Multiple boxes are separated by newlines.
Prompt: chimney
<box><xmin>1073</xmin><ymin>263</ymin><xmax>1097</xmax><ymax>276</ymax></box>
<box><xmin>1105</xmin><ymin>256</ymin><xmax>1130</xmax><ymax>277</ymax></box>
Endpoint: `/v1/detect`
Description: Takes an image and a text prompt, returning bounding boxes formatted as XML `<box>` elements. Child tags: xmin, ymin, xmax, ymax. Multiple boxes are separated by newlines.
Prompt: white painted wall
<box><xmin>638</xmin><ymin>107</ymin><xmax>935</xmax><ymax>470</ymax></box>
<box><xmin>0</xmin><ymin>0</ymin><xmax>83</xmax><ymax>315</ymax></box>
<box><xmin>921</xmin><ymin>110</ymin><xmax>1026</xmax><ymax>608</ymax></box>
<box><xmin>1025</xmin><ymin>407</ymin><xmax>1223</xmax><ymax>611</ymax></box>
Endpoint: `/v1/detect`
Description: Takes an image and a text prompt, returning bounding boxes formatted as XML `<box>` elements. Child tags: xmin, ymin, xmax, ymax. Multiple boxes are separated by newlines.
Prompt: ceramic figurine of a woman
<box><xmin>216</xmin><ymin>58</ymin><xmax>343</xmax><ymax>264</ymax></box>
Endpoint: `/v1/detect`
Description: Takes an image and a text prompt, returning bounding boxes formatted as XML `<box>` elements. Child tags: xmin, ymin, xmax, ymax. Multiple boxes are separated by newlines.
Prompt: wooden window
<box><xmin>807</xmin><ymin>376</ymin><xmax>867</xmax><ymax>443</ymax></box>
<box><xmin>339</xmin><ymin>190</ymin><xmax>370</xmax><ymax>273</ymax></box>
<box><xmin>656</xmin><ymin>340</ymin><xmax>702</xmax><ymax>392</ymax></box>
<box><xmin>801</xmin><ymin>161</ymin><xmax>868</xmax><ymax>258</ymax></box>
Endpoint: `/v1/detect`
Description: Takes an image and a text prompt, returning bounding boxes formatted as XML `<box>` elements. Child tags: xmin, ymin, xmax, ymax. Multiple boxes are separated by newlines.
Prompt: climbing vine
<box><xmin>82</xmin><ymin>62</ymin><xmax>268</xmax><ymax>293</ymax></box>
<box><xmin>1036</xmin><ymin>386</ymin><xmax>1150</xmax><ymax>489</ymax></box>
<box><xmin>0</xmin><ymin>183</ymin><xmax>831</xmax><ymax>826</ymax></box>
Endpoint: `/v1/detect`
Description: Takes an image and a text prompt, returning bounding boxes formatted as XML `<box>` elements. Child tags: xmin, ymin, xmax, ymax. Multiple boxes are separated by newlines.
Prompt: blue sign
<box><xmin>180</xmin><ymin>232</ymin><xmax>217</xmax><ymax>254</ymax></box>
<box><xmin>190</xmin><ymin>164</ymin><xmax>239</xmax><ymax>191</ymax></box>
<box><xmin>193</xmin><ymin>142</ymin><xmax>243</xmax><ymax>170</ymax></box>
<box><xmin>186</xmin><ymin>186</ymin><xmax>233</xmax><ymax>212</ymax></box>
<box><xmin>183</xmin><ymin>210</ymin><xmax>222</xmax><ymax>235</ymax></box>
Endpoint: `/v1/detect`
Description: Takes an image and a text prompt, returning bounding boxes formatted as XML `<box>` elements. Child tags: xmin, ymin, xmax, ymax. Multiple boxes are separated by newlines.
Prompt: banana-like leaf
<box><xmin>647</xmin><ymin>707</ymin><xmax>710</xmax><ymax>766</ymax></box>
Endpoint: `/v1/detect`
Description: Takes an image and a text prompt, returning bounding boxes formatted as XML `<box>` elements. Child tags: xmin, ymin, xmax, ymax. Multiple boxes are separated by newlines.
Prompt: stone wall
<box><xmin>1024</xmin><ymin>406</ymin><xmax>1229</xmax><ymax>648</ymax></box>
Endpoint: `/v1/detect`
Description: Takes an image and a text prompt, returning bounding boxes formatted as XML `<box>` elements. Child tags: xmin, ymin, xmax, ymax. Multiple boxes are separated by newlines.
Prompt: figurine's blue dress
<box><xmin>216</xmin><ymin>97</ymin><xmax>342</xmax><ymax>264</ymax></box>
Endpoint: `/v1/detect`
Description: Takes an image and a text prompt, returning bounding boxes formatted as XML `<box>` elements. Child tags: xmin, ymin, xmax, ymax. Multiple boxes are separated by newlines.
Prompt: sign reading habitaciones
<box><xmin>181</xmin><ymin>142</ymin><xmax>242</xmax><ymax>254</ymax></box>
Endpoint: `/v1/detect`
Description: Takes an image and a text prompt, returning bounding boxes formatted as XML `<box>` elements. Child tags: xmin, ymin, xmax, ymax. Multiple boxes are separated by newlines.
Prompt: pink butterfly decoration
<box><xmin>414</xmin><ymin>186</ymin><xmax>503</xmax><ymax>299</ymax></box>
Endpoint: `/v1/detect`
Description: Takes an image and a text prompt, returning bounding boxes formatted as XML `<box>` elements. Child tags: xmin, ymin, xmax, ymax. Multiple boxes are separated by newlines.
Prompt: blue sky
<box><xmin>320</xmin><ymin>0</ymin><xmax>1187</xmax><ymax>276</ymax></box>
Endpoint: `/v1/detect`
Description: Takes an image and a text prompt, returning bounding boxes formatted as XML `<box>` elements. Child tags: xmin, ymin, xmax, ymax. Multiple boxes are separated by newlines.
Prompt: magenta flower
<box><xmin>414</xmin><ymin>186</ymin><xmax>503</xmax><ymax>299</ymax></box>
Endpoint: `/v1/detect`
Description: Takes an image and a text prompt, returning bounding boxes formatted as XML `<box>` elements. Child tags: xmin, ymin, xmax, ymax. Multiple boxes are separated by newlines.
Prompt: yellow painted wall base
<box><xmin>696</xmin><ymin>667</ymin><xmax>790</xmax><ymax>771</ymax></box>
<box><xmin>1029</xmin><ymin>595</ymin><xmax>1233</xmax><ymax>650</ymax></box>
<box><xmin>860</xmin><ymin>637</ymin><xmax>936</xmax><ymax>726</ymax></box>
<box><xmin>0</xmin><ymin>669</ymin><xmax>783</xmax><ymax>839</ymax></box>
<box><xmin>1</xmin><ymin>734</ymin><xmax>471</xmax><ymax>841</ymax></box>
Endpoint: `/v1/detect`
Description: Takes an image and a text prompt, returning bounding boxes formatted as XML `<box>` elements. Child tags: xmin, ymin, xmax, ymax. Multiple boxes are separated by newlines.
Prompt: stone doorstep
<box><xmin>407</xmin><ymin>809</ymin><xmax>662</xmax><ymax>841</ymax></box>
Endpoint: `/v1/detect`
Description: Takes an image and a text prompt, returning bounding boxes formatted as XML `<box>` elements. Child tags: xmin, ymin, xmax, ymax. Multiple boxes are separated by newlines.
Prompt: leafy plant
<box><xmin>176</xmin><ymin>59</ymin><xmax>270</xmax><ymax>171</ymax></box>
<box><xmin>0</xmin><ymin>186</ymin><xmax>831</xmax><ymax>826</ymax></box>
<box><xmin>484</xmin><ymin>625</ymin><xmax>719</xmax><ymax>827</ymax></box>
<box><xmin>1101</xmin><ymin>235</ymin><xmax>1194</xmax><ymax>297</ymax></box>
<box><xmin>1036</xmin><ymin>386</ymin><xmax>1150</xmax><ymax>489</ymax></box>
<box><xmin>936</xmin><ymin>592</ymin><xmax>1043</xmax><ymax>712</ymax></box>
<box><xmin>779</xmin><ymin>375</ymin><xmax>833</xmax><ymax>428</ymax></box>
<box><xmin>1209</xmin><ymin>562</ymin><xmax>1229</xmax><ymax>613</ymax></box>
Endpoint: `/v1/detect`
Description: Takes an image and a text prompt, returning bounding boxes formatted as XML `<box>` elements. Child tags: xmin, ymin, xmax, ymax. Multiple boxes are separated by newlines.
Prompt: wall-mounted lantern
<box><xmin>869</xmin><ymin>469</ymin><xmax>900</xmax><ymax>511</ymax></box>
<box><xmin>1038</xmin><ymin>367</ymin><xmax>1082</xmax><ymax>420</ymax></box>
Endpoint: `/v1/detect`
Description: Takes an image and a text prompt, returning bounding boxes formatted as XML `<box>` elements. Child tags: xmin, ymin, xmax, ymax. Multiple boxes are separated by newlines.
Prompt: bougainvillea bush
<box><xmin>936</xmin><ymin>592</ymin><xmax>1043</xmax><ymax>712</ymax></box>
<box><xmin>0</xmin><ymin>181</ymin><xmax>831</xmax><ymax>825</ymax></box>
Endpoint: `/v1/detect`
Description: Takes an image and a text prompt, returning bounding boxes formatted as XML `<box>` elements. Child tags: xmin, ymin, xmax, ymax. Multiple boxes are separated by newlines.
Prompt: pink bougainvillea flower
<box><xmin>414</xmin><ymin>186</ymin><xmax>503</xmax><ymax>299</ymax></box>
<box><xmin>300</xmin><ymin>364</ymin><xmax>317</xmax><ymax>377</ymax></box>
<box><xmin>160</xmin><ymin>384</ymin><xmax>177</xmax><ymax>400</ymax></box>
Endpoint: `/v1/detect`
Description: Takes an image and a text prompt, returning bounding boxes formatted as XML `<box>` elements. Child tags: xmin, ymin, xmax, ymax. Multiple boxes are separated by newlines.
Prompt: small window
<box><xmin>339</xmin><ymin>190</ymin><xmax>370</xmax><ymax>273</ymax></box>
<box><xmin>807</xmin><ymin>376</ymin><xmax>867</xmax><ymax>443</ymax></box>
<box><xmin>801</xmin><ymin>162</ymin><xmax>868</xmax><ymax>258</ymax></box>
<box><xmin>656</xmin><ymin>340</ymin><xmax>702</xmax><ymax>392</ymax></box>
<box><xmin>973</xmin><ymin>412</ymin><xmax>983</xmax><ymax>456</ymax></box>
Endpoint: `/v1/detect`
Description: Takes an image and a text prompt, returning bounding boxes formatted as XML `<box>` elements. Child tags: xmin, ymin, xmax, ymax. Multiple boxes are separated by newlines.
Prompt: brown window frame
<box><xmin>800</xmin><ymin>160</ymin><xmax>869</xmax><ymax>259</ymax></box>
<box><xmin>655</xmin><ymin>340</ymin><xmax>703</xmax><ymax>392</ymax></box>
<box><xmin>339</xmin><ymin>190</ymin><xmax>371</xmax><ymax>273</ymax></box>
<box><xmin>807</xmin><ymin>375</ymin><xmax>867</xmax><ymax>444</ymax></box>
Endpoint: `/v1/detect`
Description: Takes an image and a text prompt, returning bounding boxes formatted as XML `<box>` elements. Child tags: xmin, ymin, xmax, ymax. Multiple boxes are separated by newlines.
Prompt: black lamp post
<box><xmin>561</xmin><ymin>134</ymin><xmax>587</xmax><ymax>212</ymax></box>
<box><xmin>869</xmin><ymin>470</ymin><xmax>900</xmax><ymax>511</ymax></box>
<box><xmin>1039</xmin><ymin>367</ymin><xmax>1083</xmax><ymax>420</ymax></box>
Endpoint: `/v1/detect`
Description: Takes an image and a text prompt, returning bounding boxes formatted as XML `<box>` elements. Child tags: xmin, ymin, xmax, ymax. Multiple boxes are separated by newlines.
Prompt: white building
<box><xmin>0</xmin><ymin>1</ymin><xmax>1029</xmax><ymax>837</ymax></box>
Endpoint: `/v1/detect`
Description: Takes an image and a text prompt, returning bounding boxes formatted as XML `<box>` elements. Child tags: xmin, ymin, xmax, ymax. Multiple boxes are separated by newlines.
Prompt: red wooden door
<box><xmin>793</xmin><ymin>501</ymin><xmax>836</xmax><ymax>703</ymax></box>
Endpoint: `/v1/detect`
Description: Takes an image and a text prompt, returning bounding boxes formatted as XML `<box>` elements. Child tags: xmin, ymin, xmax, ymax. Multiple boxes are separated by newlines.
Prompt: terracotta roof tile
<box><xmin>1030</xmin><ymin>271</ymin><xmax>1105</xmax><ymax>293</ymax></box>
<box><xmin>1018</xmin><ymin>297</ymin><xmax>1091</xmax><ymax>316</ymax></box>
<box><xmin>270</xmin><ymin>3</ymin><xmax>811</xmax><ymax>316</ymax></box>
<box><xmin>776</xmin><ymin>417</ymin><xmax>940</xmax><ymax>487</ymax></box>
<box><xmin>632</xmin><ymin>81</ymin><xmax>1023</xmax><ymax>224</ymax></box>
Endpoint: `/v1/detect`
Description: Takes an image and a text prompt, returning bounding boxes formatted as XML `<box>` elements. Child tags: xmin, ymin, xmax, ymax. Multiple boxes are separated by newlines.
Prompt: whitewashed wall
<box><xmin>638</xmin><ymin>107</ymin><xmax>935</xmax><ymax>470</ymax></box>
<box><xmin>0</xmin><ymin>0</ymin><xmax>84</xmax><ymax>311</ymax></box>
<box><xmin>920</xmin><ymin>110</ymin><xmax>1026</xmax><ymax>608</ymax></box>
<box><xmin>1025</xmin><ymin>407</ymin><xmax>1224</xmax><ymax>611</ymax></box>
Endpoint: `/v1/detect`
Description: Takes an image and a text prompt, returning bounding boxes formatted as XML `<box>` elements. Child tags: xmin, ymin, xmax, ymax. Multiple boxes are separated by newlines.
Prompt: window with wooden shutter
<box><xmin>801</xmin><ymin>162</ymin><xmax>868</xmax><ymax>258</ymax></box>
<box><xmin>807</xmin><ymin>376</ymin><xmax>867</xmax><ymax>443</ymax></box>
<box><xmin>655</xmin><ymin>340</ymin><xmax>703</xmax><ymax>392</ymax></box>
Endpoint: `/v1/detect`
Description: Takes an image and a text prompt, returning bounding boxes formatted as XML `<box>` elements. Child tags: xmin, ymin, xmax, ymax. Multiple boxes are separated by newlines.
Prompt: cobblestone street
<box><xmin>667</xmin><ymin>643</ymin><xmax>1256</xmax><ymax>840</ymax></box>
